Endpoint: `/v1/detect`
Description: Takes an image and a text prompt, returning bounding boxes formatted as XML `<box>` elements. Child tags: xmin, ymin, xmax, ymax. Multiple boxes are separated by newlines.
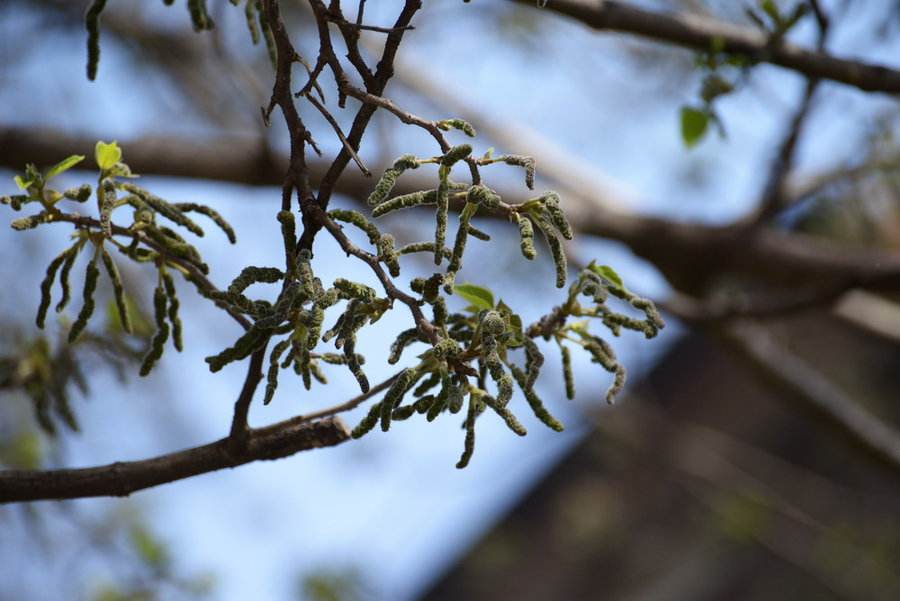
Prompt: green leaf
<box><xmin>95</xmin><ymin>141</ymin><xmax>122</xmax><ymax>171</ymax></box>
<box><xmin>129</xmin><ymin>524</ymin><xmax>168</xmax><ymax>569</ymax></box>
<box><xmin>13</xmin><ymin>175</ymin><xmax>33</xmax><ymax>190</ymax></box>
<box><xmin>453</xmin><ymin>282</ymin><xmax>494</xmax><ymax>311</ymax></box>
<box><xmin>760</xmin><ymin>0</ymin><xmax>780</xmax><ymax>24</ymax></box>
<box><xmin>589</xmin><ymin>263</ymin><xmax>626</xmax><ymax>291</ymax></box>
<box><xmin>680</xmin><ymin>106</ymin><xmax>709</xmax><ymax>148</ymax></box>
<box><xmin>45</xmin><ymin>155</ymin><xmax>85</xmax><ymax>180</ymax></box>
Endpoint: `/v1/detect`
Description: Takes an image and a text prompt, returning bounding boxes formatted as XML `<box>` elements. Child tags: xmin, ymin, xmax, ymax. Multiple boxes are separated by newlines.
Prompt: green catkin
<box><xmin>296</xmin><ymin>249</ymin><xmax>315</xmax><ymax>294</ymax></box>
<box><xmin>391</xmin><ymin>405</ymin><xmax>416</xmax><ymax>421</ymax></box>
<box><xmin>344</xmin><ymin>335</ymin><xmax>369</xmax><ymax>393</ymax></box>
<box><xmin>63</xmin><ymin>184</ymin><xmax>92</xmax><ymax>203</ymax></box>
<box><xmin>496</xmin><ymin>155</ymin><xmax>535</xmax><ymax>189</ymax></box>
<box><xmin>509</xmin><ymin>364</ymin><xmax>564</xmax><ymax>432</ymax></box>
<box><xmin>175</xmin><ymin>203</ymin><xmax>236</xmax><ymax>243</ymax></box>
<box><xmin>478</xmin><ymin>391</ymin><xmax>527</xmax><ymax>436</ymax></box>
<box><xmin>85</xmin><ymin>0</ymin><xmax>108</xmax><ymax>81</ymax></box>
<box><xmin>535</xmin><ymin>218</ymin><xmax>567</xmax><ymax>288</ymax></box>
<box><xmin>413</xmin><ymin>394</ymin><xmax>436</xmax><ymax>414</ymax></box>
<box><xmin>244</xmin><ymin>0</ymin><xmax>260</xmax><ymax>44</ymax></box>
<box><xmin>143</xmin><ymin>227</ymin><xmax>207</xmax><ymax>271</ymax></box>
<box><xmin>380</xmin><ymin>368</ymin><xmax>417</xmax><ymax>432</ymax></box>
<box><xmin>456</xmin><ymin>394</ymin><xmax>478</xmax><ymax>469</ymax></box>
<box><xmin>328</xmin><ymin>209</ymin><xmax>381</xmax><ymax>245</ymax></box>
<box><xmin>98</xmin><ymin>180</ymin><xmax>115</xmax><ymax>237</ymax></box>
<box><xmin>541</xmin><ymin>192</ymin><xmax>573</xmax><ymax>240</ymax></box>
<box><xmin>1</xmin><ymin>194</ymin><xmax>27</xmax><ymax>210</ymax></box>
<box><xmin>36</xmin><ymin>247</ymin><xmax>73</xmax><ymax>329</ymax></box>
<box><xmin>631</xmin><ymin>297</ymin><xmax>666</xmax><ymax>336</ymax></box>
<box><xmin>432</xmin><ymin>297</ymin><xmax>448</xmax><ymax>329</ymax></box>
<box><xmin>351</xmin><ymin>402</ymin><xmax>382</xmax><ymax>439</ymax></box>
<box><xmin>310</xmin><ymin>361</ymin><xmax>327</xmax><ymax>385</ymax></box>
<box><xmin>367</xmin><ymin>155</ymin><xmax>419</xmax><ymax>207</ymax></box>
<box><xmin>187</xmin><ymin>0</ymin><xmax>213</xmax><ymax>31</ymax></box>
<box><xmin>100</xmin><ymin>248</ymin><xmax>132</xmax><ymax>334</ymax></box>
<box><xmin>388</xmin><ymin>328</ymin><xmax>421</xmax><ymax>364</ymax></box>
<box><xmin>435</xmin><ymin>170</ymin><xmax>450</xmax><ymax>265</ymax></box>
<box><xmin>447</xmin><ymin>202</ymin><xmax>477</xmax><ymax>281</ymax></box>
<box><xmin>204</xmin><ymin>326</ymin><xmax>268</xmax><ymax>373</ymax></box>
<box><xmin>413</xmin><ymin>371</ymin><xmax>441</xmax><ymax>397</ymax></box>
<box><xmin>523</xmin><ymin>337</ymin><xmax>544</xmax><ymax>391</ymax></box>
<box><xmin>425</xmin><ymin>374</ymin><xmax>449</xmax><ymax>422</ymax></box>
<box><xmin>333</xmin><ymin>279</ymin><xmax>376</xmax><ymax>302</ymax></box>
<box><xmin>68</xmin><ymin>254</ymin><xmax>100</xmax><ymax>343</ymax></box>
<box><xmin>56</xmin><ymin>242</ymin><xmax>83</xmax><ymax>313</ymax></box>
<box><xmin>561</xmin><ymin>344</ymin><xmax>574</xmax><ymax>400</ymax></box>
<box><xmin>377</xmin><ymin>235</ymin><xmax>400</xmax><ymax>277</ymax></box>
<box><xmin>514</xmin><ymin>213</ymin><xmax>536</xmax><ymax>260</ymax></box>
<box><xmin>228</xmin><ymin>266</ymin><xmax>283</xmax><ymax>296</ymax></box>
<box><xmin>448</xmin><ymin>378</ymin><xmax>465</xmax><ymax>414</ymax></box>
<box><xmin>397</xmin><ymin>242</ymin><xmax>452</xmax><ymax>260</ymax></box>
<box><xmin>276</xmin><ymin>210</ymin><xmax>296</xmax><ymax>272</ymax></box>
<box><xmin>371</xmin><ymin>189</ymin><xmax>436</xmax><ymax>218</ymax></box>
<box><xmin>466</xmin><ymin>184</ymin><xmax>501</xmax><ymax>209</ymax></box>
<box><xmin>121</xmin><ymin>184</ymin><xmax>204</xmax><ymax>237</ymax></box>
<box><xmin>162</xmin><ymin>272</ymin><xmax>182</xmax><ymax>351</ymax></box>
<box><xmin>441</xmin><ymin>144</ymin><xmax>473</xmax><ymax>167</ymax></box>
<box><xmin>437</xmin><ymin>119</ymin><xmax>476</xmax><ymax>137</ymax></box>
<box><xmin>467</xmin><ymin>224</ymin><xmax>491</xmax><ymax>241</ymax></box>
<box><xmin>140</xmin><ymin>283</ymin><xmax>170</xmax><ymax>375</ymax></box>
<box><xmin>11</xmin><ymin>213</ymin><xmax>48</xmax><ymax>231</ymax></box>
<box><xmin>263</xmin><ymin>339</ymin><xmax>291</xmax><ymax>405</ymax></box>
<box><xmin>258</xmin><ymin>3</ymin><xmax>277</xmax><ymax>69</ymax></box>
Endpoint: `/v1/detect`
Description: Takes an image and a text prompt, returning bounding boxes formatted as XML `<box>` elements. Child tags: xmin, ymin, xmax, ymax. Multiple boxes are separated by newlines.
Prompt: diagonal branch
<box><xmin>722</xmin><ymin>321</ymin><xmax>900</xmax><ymax>477</ymax></box>
<box><xmin>0</xmin><ymin>416</ymin><xmax>349</xmax><ymax>503</ymax></box>
<box><xmin>513</xmin><ymin>0</ymin><xmax>900</xmax><ymax>94</ymax></box>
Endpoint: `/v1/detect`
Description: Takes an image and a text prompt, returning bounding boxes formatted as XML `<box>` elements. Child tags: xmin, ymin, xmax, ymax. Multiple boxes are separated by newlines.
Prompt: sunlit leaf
<box><xmin>45</xmin><ymin>155</ymin><xmax>85</xmax><ymax>180</ymax></box>
<box><xmin>453</xmin><ymin>282</ymin><xmax>494</xmax><ymax>310</ymax></box>
<box><xmin>95</xmin><ymin>141</ymin><xmax>122</xmax><ymax>171</ymax></box>
<box><xmin>680</xmin><ymin>106</ymin><xmax>709</xmax><ymax>148</ymax></box>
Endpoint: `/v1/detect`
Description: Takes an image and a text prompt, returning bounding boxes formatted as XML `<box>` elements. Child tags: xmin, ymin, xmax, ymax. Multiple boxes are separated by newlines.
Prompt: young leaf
<box><xmin>45</xmin><ymin>155</ymin><xmax>85</xmax><ymax>180</ymax></box>
<box><xmin>680</xmin><ymin>106</ymin><xmax>709</xmax><ymax>148</ymax></box>
<box><xmin>13</xmin><ymin>175</ymin><xmax>33</xmax><ymax>191</ymax></box>
<box><xmin>589</xmin><ymin>263</ymin><xmax>626</xmax><ymax>292</ymax></box>
<box><xmin>94</xmin><ymin>140</ymin><xmax>122</xmax><ymax>170</ymax></box>
<box><xmin>453</xmin><ymin>283</ymin><xmax>494</xmax><ymax>311</ymax></box>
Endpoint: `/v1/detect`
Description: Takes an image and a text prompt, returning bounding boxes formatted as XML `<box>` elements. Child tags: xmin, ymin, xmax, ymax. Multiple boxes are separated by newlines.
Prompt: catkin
<box><xmin>68</xmin><ymin>255</ymin><xmax>100</xmax><ymax>343</ymax></box>
<box><xmin>100</xmin><ymin>247</ymin><xmax>132</xmax><ymax>334</ymax></box>
<box><xmin>162</xmin><ymin>272</ymin><xmax>182</xmax><ymax>351</ymax></box>
<box><xmin>263</xmin><ymin>339</ymin><xmax>291</xmax><ymax>405</ymax></box>
<box><xmin>514</xmin><ymin>213</ymin><xmax>536</xmax><ymax>260</ymax></box>
<box><xmin>561</xmin><ymin>344</ymin><xmax>574</xmax><ymax>400</ymax></box>
<box><xmin>36</xmin><ymin>246</ymin><xmax>74</xmax><ymax>329</ymax></box>
<box><xmin>140</xmin><ymin>283</ymin><xmax>170</xmax><ymax>376</ymax></box>
<box><xmin>455</xmin><ymin>394</ymin><xmax>478</xmax><ymax>469</ymax></box>
<box><xmin>176</xmin><ymin>203</ymin><xmax>237</xmax><ymax>243</ymax></box>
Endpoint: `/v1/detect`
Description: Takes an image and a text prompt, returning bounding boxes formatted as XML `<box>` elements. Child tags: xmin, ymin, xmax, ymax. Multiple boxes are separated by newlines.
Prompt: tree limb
<box><xmin>0</xmin><ymin>416</ymin><xmax>349</xmax><ymax>503</ymax></box>
<box><xmin>722</xmin><ymin>321</ymin><xmax>900</xmax><ymax>477</ymax></box>
<box><xmin>514</xmin><ymin>0</ymin><xmax>900</xmax><ymax>94</ymax></box>
<box><xmin>6</xmin><ymin>126</ymin><xmax>900</xmax><ymax>296</ymax></box>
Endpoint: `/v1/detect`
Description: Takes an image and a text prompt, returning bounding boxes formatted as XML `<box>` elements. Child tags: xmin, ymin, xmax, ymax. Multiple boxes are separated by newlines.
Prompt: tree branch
<box><xmin>514</xmin><ymin>0</ymin><xmax>900</xmax><ymax>94</ymax></box>
<box><xmin>0</xmin><ymin>416</ymin><xmax>349</xmax><ymax>503</ymax></box>
<box><xmin>722</xmin><ymin>321</ymin><xmax>900</xmax><ymax>477</ymax></box>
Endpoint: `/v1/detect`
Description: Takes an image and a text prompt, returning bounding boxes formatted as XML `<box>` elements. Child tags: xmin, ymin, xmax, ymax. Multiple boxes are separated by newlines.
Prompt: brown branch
<box><xmin>228</xmin><ymin>346</ymin><xmax>268</xmax><ymax>446</ymax></box>
<box><xmin>0</xmin><ymin>416</ymin><xmax>349</xmax><ymax>503</ymax></box>
<box><xmin>513</xmin><ymin>0</ymin><xmax>900</xmax><ymax>94</ymax></box>
<box><xmin>7</xmin><ymin>126</ymin><xmax>900</xmax><ymax>298</ymax></box>
<box><xmin>722</xmin><ymin>321</ymin><xmax>900</xmax><ymax>477</ymax></box>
